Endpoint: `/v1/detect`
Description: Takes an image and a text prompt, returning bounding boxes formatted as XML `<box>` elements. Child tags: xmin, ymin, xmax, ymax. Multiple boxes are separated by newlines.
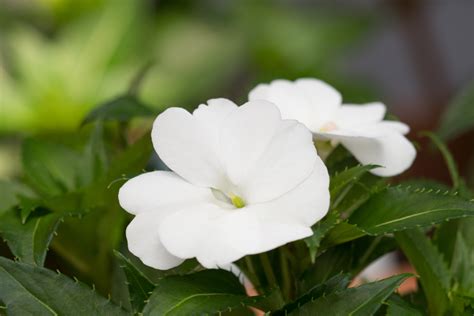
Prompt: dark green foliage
<box><xmin>291</xmin><ymin>274</ymin><xmax>411</xmax><ymax>316</ymax></box>
<box><xmin>143</xmin><ymin>270</ymin><xmax>260</xmax><ymax>315</ymax></box>
<box><xmin>438</xmin><ymin>80</ymin><xmax>474</xmax><ymax>140</ymax></box>
<box><xmin>82</xmin><ymin>95</ymin><xmax>156</xmax><ymax>126</ymax></box>
<box><xmin>395</xmin><ymin>229</ymin><xmax>451</xmax><ymax>316</ymax></box>
<box><xmin>115</xmin><ymin>251</ymin><xmax>155</xmax><ymax>314</ymax></box>
<box><xmin>0</xmin><ymin>257</ymin><xmax>128</xmax><ymax>316</ymax></box>
<box><xmin>349</xmin><ymin>186</ymin><xmax>474</xmax><ymax>235</ymax></box>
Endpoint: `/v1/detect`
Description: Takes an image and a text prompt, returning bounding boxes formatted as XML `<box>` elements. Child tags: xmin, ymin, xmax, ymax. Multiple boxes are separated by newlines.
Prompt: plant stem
<box><xmin>259</xmin><ymin>253</ymin><xmax>278</xmax><ymax>288</ymax></box>
<box><xmin>244</xmin><ymin>256</ymin><xmax>262</xmax><ymax>291</ymax></box>
<box><xmin>279</xmin><ymin>248</ymin><xmax>292</xmax><ymax>299</ymax></box>
<box><xmin>358</xmin><ymin>235</ymin><xmax>383</xmax><ymax>269</ymax></box>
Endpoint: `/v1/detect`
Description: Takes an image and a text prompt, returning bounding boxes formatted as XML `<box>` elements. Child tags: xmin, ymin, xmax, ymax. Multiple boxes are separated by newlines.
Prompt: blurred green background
<box><xmin>0</xmin><ymin>0</ymin><xmax>473</xmax><ymax>180</ymax></box>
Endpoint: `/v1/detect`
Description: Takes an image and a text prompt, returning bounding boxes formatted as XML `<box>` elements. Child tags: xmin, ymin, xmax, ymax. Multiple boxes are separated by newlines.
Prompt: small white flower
<box><xmin>119</xmin><ymin>99</ymin><xmax>330</xmax><ymax>269</ymax></box>
<box><xmin>249</xmin><ymin>79</ymin><xmax>417</xmax><ymax>177</ymax></box>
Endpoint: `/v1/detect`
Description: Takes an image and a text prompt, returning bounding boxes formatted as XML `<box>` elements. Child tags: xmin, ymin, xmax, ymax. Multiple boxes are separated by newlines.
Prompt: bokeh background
<box><xmin>0</xmin><ymin>0</ymin><xmax>473</xmax><ymax>297</ymax></box>
<box><xmin>1</xmin><ymin>0</ymin><xmax>473</xmax><ymax>183</ymax></box>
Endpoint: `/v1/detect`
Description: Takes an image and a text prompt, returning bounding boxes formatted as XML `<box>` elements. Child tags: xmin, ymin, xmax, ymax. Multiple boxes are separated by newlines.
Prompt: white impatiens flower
<box><xmin>119</xmin><ymin>99</ymin><xmax>330</xmax><ymax>269</ymax></box>
<box><xmin>249</xmin><ymin>79</ymin><xmax>416</xmax><ymax>177</ymax></box>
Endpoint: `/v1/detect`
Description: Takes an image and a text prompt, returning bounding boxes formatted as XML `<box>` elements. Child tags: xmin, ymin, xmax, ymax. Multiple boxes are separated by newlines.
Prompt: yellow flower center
<box><xmin>230</xmin><ymin>194</ymin><xmax>246</xmax><ymax>208</ymax></box>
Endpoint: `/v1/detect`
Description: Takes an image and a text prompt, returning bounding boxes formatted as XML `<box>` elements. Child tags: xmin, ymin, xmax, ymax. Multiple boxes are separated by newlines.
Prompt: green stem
<box><xmin>358</xmin><ymin>235</ymin><xmax>382</xmax><ymax>269</ymax></box>
<box><xmin>259</xmin><ymin>253</ymin><xmax>278</xmax><ymax>288</ymax></box>
<box><xmin>279</xmin><ymin>248</ymin><xmax>292</xmax><ymax>299</ymax></box>
<box><xmin>244</xmin><ymin>256</ymin><xmax>261</xmax><ymax>290</ymax></box>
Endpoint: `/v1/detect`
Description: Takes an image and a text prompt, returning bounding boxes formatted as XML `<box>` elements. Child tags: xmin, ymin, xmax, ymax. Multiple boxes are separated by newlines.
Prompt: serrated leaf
<box><xmin>291</xmin><ymin>274</ymin><xmax>410</xmax><ymax>316</ymax></box>
<box><xmin>304</xmin><ymin>210</ymin><xmax>339</xmax><ymax>262</ymax></box>
<box><xmin>82</xmin><ymin>95</ymin><xmax>155</xmax><ymax>125</ymax></box>
<box><xmin>114</xmin><ymin>251</ymin><xmax>155</xmax><ymax>314</ymax></box>
<box><xmin>438</xmin><ymin>80</ymin><xmax>474</xmax><ymax>140</ymax></box>
<box><xmin>450</xmin><ymin>218</ymin><xmax>474</xmax><ymax>297</ymax></box>
<box><xmin>0</xmin><ymin>257</ymin><xmax>128</xmax><ymax>315</ymax></box>
<box><xmin>320</xmin><ymin>222</ymin><xmax>366</xmax><ymax>249</ymax></box>
<box><xmin>142</xmin><ymin>270</ymin><xmax>257</xmax><ymax>315</ymax></box>
<box><xmin>348</xmin><ymin>186</ymin><xmax>474</xmax><ymax>235</ymax></box>
<box><xmin>330</xmin><ymin>164</ymin><xmax>377</xmax><ymax>201</ymax></box>
<box><xmin>274</xmin><ymin>273</ymin><xmax>351</xmax><ymax>315</ymax></box>
<box><xmin>0</xmin><ymin>208</ymin><xmax>62</xmax><ymax>266</ymax></box>
<box><xmin>395</xmin><ymin>229</ymin><xmax>451</xmax><ymax>316</ymax></box>
<box><xmin>22</xmin><ymin>139</ymin><xmax>83</xmax><ymax>196</ymax></box>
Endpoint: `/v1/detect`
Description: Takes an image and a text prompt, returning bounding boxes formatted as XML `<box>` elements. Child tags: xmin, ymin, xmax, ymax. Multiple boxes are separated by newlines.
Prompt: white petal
<box><xmin>193</xmin><ymin>98</ymin><xmax>238</xmax><ymax>136</ymax></box>
<box><xmin>118</xmin><ymin>171</ymin><xmax>211</xmax><ymax>215</ymax></box>
<box><xmin>294</xmin><ymin>78</ymin><xmax>342</xmax><ymax>121</ymax></box>
<box><xmin>126</xmin><ymin>212</ymin><xmax>184</xmax><ymax>270</ymax></box>
<box><xmin>158</xmin><ymin>204</ymin><xmax>247</xmax><ymax>267</ymax></box>
<box><xmin>218</xmin><ymin>100</ymin><xmax>282</xmax><ymax>188</ymax></box>
<box><xmin>249</xmin><ymin>79</ymin><xmax>341</xmax><ymax>129</ymax></box>
<box><xmin>248</xmin><ymin>158</ymin><xmax>330</xmax><ymax>227</ymax></box>
<box><xmin>377</xmin><ymin>121</ymin><xmax>410</xmax><ymax>135</ymax></box>
<box><xmin>320</xmin><ymin>129</ymin><xmax>416</xmax><ymax>177</ymax></box>
<box><xmin>152</xmin><ymin>107</ymin><xmax>227</xmax><ymax>188</ymax></box>
<box><xmin>334</xmin><ymin>103</ymin><xmax>386</xmax><ymax>129</ymax></box>
<box><xmin>159</xmin><ymin>205</ymin><xmax>312</xmax><ymax>269</ymax></box>
<box><xmin>239</xmin><ymin>120</ymin><xmax>318</xmax><ymax>203</ymax></box>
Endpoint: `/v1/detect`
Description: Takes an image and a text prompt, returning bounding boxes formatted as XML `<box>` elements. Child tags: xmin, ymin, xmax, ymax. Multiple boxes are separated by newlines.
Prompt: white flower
<box><xmin>119</xmin><ymin>99</ymin><xmax>330</xmax><ymax>269</ymax></box>
<box><xmin>249</xmin><ymin>79</ymin><xmax>416</xmax><ymax>177</ymax></box>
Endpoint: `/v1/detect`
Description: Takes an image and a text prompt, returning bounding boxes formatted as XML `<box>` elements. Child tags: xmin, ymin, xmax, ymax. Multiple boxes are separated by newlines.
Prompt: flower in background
<box><xmin>119</xmin><ymin>99</ymin><xmax>330</xmax><ymax>269</ymax></box>
<box><xmin>249</xmin><ymin>78</ymin><xmax>416</xmax><ymax>177</ymax></box>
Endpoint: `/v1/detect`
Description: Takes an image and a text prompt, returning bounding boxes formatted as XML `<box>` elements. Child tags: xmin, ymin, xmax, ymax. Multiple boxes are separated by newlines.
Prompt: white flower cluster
<box><xmin>119</xmin><ymin>78</ymin><xmax>416</xmax><ymax>269</ymax></box>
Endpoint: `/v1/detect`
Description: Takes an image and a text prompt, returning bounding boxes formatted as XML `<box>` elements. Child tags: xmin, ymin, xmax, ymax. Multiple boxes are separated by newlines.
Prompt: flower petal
<box><xmin>218</xmin><ymin>100</ymin><xmax>282</xmax><ymax>189</ymax></box>
<box><xmin>152</xmin><ymin>106</ymin><xmax>229</xmax><ymax>188</ymax></box>
<box><xmin>127</xmin><ymin>212</ymin><xmax>184</xmax><ymax>270</ymax></box>
<box><xmin>334</xmin><ymin>103</ymin><xmax>386</xmax><ymax>129</ymax></box>
<box><xmin>239</xmin><ymin>120</ymin><xmax>318</xmax><ymax>203</ymax></box>
<box><xmin>118</xmin><ymin>171</ymin><xmax>211</xmax><ymax>215</ymax></box>
<box><xmin>249</xmin><ymin>79</ymin><xmax>342</xmax><ymax>130</ymax></box>
<box><xmin>320</xmin><ymin>129</ymin><xmax>416</xmax><ymax>177</ymax></box>
<box><xmin>159</xmin><ymin>205</ymin><xmax>312</xmax><ymax>269</ymax></box>
<box><xmin>248</xmin><ymin>158</ymin><xmax>330</xmax><ymax>226</ymax></box>
<box><xmin>158</xmin><ymin>204</ymin><xmax>248</xmax><ymax>268</ymax></box>
<box><xmin>377</xmin><ymin>121</ymin><xmax>410</xmax><ymax>135</ymax></box>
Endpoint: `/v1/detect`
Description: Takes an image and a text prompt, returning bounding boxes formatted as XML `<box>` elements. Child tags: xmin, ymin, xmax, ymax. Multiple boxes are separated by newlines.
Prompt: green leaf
<box><xmin>82</xmin><ymin>95</ymin><xmax>155</xmax><ymax>125</ymax></box>
<box><xmin>395</xmin><ymin>229</ymin><xmax>451</xmax><ymax>316</ymax></box>
<box><xmin>385</xmin><ymin>295</ymin><xmax>423</xmax><ymax>316</ymax></box>
<box><xmin>0</xmin><ymin>208</ymin><xmax>62</xmax><ymax>266</ymax></box>
<box><xmin>308</xmin><ymin>166</ymin><xmax>385</xmax><ymax>255</ymax></box>
<box><xmin>274</xmin><ymin>273</ymin><xmax>351</xmax><ymax>315</ymax></box>
<box><xmin>304</xmin><ymin>210</ymin><xmax>339</xmax><ymax>262</ymax></box>
<box><xmin>330</xmin><ymin>164</ymin><xmax>377</xmax><ymax>202</ymax></box>
<box><xmin>142</xmin><ymin>269</ymin><xmax>257</xmax><ymax>315</ymax></box>
<box><xmin>320</xmin><ymin>222</ymin><xmax>366</xmax><ymax>249</ymax></box>
<box><xmin>450</xmin><ymin>218</ymin><xmax>474</xmax><ymax>297</ymax></box>
<box><xmin>348</xmin><ymin>186</ymin><xmax>474</xmax><ymax>235</ymax></box>
<box><xmin>291</xmin><ymin>274</ymin><xmax>410</xmax><ymax>316</ymax></box>
<box><xmin>333</xmin><ymin>173</ymin><xmax>386</xmax><ymax>220</ymax></box>
<box><xmin>0</xmin><ymin>257</ymin><xmax>128</xmax><ymax>315</ymax></box>
<box><xmin>22</xmin><ymin>139</ymin><xmax>83</xmax><ymax>196</ymax></box>
<box><xmin>438</xmin><ymin>80</ymin><xmax>474</xmax><ymax>140</ymax></box>
<box><xmin>0</xmin><ymin>181</ymin><xmax>35</xmax><ymax>216</ymax></box>
<box><xmin>114</xmin><ymin>251</ymin><xmax>155</xmax><ymax>314</ymax></box>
